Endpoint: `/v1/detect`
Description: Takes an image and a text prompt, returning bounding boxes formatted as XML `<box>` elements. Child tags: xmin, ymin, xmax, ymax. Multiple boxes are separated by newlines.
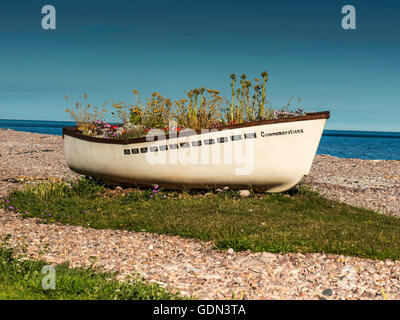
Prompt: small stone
<box><xmin>322</xmin><ymin>288</ymin><xmax>333</xmax><ymax>296</ymax></box>
<box><xmin>163</xmin><ymin>264</ymin><xmax>179</xmax><ymax>272</ymax></box>
<box><xmin>235</xmin><ymin>256</ymin><xmax>247</xmax><ymax>265</ymax></box>
<box><xmin>227</xmin><ymin>248</ymin><xmax>234</xmax><ymax>255</ymax></box>
<box><xmin>204</xmin><ymin>192</ymin><xmax>214</xmax><ymax>197</ymax></box>
<box><xmin>239</xmin><ymin>190</ymin><xmax>251</xmax><ymax>198</ymax></box>
<box><xmin>148</xmin><ymin>244</ymin><xmax>154</xmax><ymax>250</ymax></box>
<box><xmin>261</xmin><ymin>252</ymin><xmax>277</xmax><ymax>262</ymax></box>
<box><xmin>202</xmin><ymin>274</ymin><xmax>222</xmax><ymax>281</ymax></box>
<box><xmin>385</xmin><ymin>259</ymin><xmax>394</xmax><ymax>266</ymax></box>
<box><xmin>186</xmin><ymin>266</ymin><xmax>201</xmax><ymax>273</ymax></box>
<box><xmin>365</xmin><ymin>288</ymin><xmax>377</xmax><ymax>296</ymax></box>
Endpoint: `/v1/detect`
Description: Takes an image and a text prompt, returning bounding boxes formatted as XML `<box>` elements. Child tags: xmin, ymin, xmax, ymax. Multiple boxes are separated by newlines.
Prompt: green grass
<box><xmin>2</xmin><ymin>177</ymin><xmax>400</xmax><ymax>260</ymax></box>
<box><xmin>0</xmin><ymin>236</ymin><xmax>182</xmax><ymax>300</ymax></box>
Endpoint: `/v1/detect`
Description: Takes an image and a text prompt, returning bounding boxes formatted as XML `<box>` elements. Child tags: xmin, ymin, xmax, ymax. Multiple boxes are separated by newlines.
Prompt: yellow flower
<box><xmin>206</xmin><ymin>89</ymin><xmax>220</xmax><ymax>94</ymax></box>
<box><xmin>132</xmin><ymin>90</ymin><xmax>139</xmax><ymax>95</ymax></box>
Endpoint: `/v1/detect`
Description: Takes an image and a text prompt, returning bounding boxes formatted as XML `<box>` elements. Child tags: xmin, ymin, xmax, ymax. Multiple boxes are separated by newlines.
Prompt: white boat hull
<box><xmin>63</xmin><ymin>112</ymin><xmax>329</xmax><ymax>192</ymax></box>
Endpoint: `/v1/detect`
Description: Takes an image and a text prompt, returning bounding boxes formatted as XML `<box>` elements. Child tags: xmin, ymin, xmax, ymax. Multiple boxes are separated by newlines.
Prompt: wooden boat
<box><xmin>63</xmin><ymin>111</ymin><xmax>329</xmax><ymax>192</ymax></box>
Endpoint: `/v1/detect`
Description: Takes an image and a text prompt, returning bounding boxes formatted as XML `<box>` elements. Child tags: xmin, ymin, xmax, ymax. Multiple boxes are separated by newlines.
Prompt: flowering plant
<box><xmin>66</xmin><ymin>71</ymin><xmax>308</xmax><ymax>139</ymax></box>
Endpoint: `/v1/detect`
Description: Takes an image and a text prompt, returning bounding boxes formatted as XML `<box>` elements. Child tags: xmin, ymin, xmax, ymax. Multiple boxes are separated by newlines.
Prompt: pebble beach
<box><xmin>1</xmin><ymin>128</ymin><xmax>400</xmax><ymax>299</ymax></box>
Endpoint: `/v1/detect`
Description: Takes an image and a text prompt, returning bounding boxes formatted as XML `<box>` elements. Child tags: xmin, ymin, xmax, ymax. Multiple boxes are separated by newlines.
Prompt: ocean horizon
<box><xmin>1</xmin><ymin>119</ymin><xmax>399</xmax><ymax>161</ymax></box>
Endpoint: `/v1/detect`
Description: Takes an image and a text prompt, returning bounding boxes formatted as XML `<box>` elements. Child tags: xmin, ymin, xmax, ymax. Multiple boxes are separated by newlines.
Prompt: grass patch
<box><xmin>0</xmin><ymin>235</ymin><xmax>182</xmax><ymax>300</ymax></box>
<box><xmin>2</xmin><ymin>178</ymin><xmax>400</xmax><ymax>260</ymax></box>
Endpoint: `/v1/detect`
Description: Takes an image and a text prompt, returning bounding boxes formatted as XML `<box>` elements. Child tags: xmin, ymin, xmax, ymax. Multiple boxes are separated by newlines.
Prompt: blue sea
<box><xmin>0</xmin><ymin>119</ymin><xmax>399</xmax><ymax>160</ymax></box>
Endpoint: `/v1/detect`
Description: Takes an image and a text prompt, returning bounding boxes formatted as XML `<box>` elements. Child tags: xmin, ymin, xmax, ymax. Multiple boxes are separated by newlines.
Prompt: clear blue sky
<box><xmin>0</xmin><ymin>0</ymin><xmax>399</xmax><ymax>132</ymax></box>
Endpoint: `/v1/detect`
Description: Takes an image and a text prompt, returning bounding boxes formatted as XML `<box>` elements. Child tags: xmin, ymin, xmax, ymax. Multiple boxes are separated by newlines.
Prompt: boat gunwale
<box><xmin>62</xmin><ymin>111</ymin><xmax>330</xmax><ymax>145</ymax></box>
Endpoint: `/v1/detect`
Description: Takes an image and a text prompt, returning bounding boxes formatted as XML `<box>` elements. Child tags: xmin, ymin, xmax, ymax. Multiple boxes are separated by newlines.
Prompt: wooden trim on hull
<box><xmin>63</xmin><ymin>111</ymin><xmax>330</xmax><ymax>145</ymax></box>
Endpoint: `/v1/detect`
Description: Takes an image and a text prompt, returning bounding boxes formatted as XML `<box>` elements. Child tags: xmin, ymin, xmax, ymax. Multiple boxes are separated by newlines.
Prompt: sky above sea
<box><xmin>0</xmin><ymin>0</ymin><xmax>399</xmax><ymax>132</ymax></box>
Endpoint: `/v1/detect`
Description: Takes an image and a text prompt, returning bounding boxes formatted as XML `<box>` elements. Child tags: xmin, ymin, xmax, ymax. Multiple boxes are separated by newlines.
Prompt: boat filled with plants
<box><xmin>63</xmin><ymin>71</ymin><xmax>330</xmax><ymax>192</ymax></box>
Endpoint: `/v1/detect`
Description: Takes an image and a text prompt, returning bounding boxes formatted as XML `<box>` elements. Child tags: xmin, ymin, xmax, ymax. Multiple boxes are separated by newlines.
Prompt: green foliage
<box><xmin>17</xmin><ymin>177</ymin><xmax>105</xmax><ymax>201</ymax></box>
<box><xmin>71</xmin><ymin>177</ymin><xmax>106</xmax><ymax>195</ymax></box>
<box><xmin>173</xmin><ymin>89</ymin><xmax>226</xmax><ymax>130</ymax></box>
<box><xmin>65</xmin><ymin>93</ymin><xmax>108</xmax><ymax>133</ymax></box>
<box><xmin>142</xmin><ymin>92</ymin><xmax>174</xmax><ymax>129</ymax></box>
<box><xmin>4</xmin><ymin>179</ymin><xmax>400</xmax><ymax>261</ymax></box>
<box><xmin>65</xmin><ymin>71</ymin><xmax>307</xmax><ymax>138</ymax></box>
